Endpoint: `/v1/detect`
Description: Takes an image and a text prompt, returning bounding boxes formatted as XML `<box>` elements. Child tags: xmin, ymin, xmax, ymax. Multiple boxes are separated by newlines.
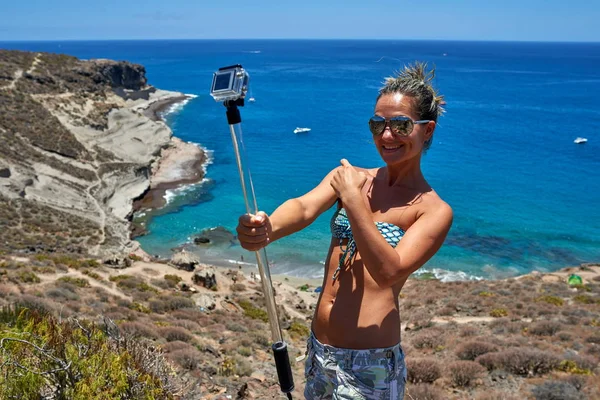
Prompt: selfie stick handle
<box><xmin>225</xmin><ymin>100</ymin><xmax>295</xmax><ymax>396</ymax></box>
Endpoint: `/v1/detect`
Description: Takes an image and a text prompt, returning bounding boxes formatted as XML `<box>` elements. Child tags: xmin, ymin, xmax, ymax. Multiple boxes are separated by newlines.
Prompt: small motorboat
<box><xmin>248</xmin><ymin>97</ymin><xmax>256</xmax><ymax>103</ymax></box>
<box><xmin>574</xmin><ymin>137</ymin><xmax>588</xmax><ymax>144</ymax></box>
<box><xmin>294</xmin><ymin>127</ymin><xmax>311</xmax><ymax>134</ymax></box>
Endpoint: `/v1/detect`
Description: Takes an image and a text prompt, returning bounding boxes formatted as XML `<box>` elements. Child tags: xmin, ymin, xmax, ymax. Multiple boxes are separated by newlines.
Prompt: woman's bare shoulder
<box><xmin>420</xmin><ymin>189</ymin><xmax>453</xmax><ymax>218</ymax></box>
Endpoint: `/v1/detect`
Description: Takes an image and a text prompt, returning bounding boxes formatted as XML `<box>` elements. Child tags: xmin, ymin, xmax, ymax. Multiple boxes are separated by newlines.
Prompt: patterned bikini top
<box><xmin>330</xmin><ymin>207</ymin><xmax>405</xmax><ymax>281</ymax></box>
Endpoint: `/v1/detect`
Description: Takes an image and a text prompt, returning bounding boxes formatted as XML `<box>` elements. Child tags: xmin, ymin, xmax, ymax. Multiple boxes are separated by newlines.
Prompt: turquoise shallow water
<box><xmin>3</xmin><ymin>40</ymin><xmax>599</xmax><ymax>280</ymax></box>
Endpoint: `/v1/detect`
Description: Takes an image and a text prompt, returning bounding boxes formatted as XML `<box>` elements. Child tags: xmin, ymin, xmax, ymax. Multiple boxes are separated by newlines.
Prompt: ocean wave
<box><xmin>414</xmin><ymin>268</ymin><xmax>483</xmax><ymax>282</ymax></box>
<box><xmin>164</xmin><ymin>177</ymin><xmax>211</xmax><ymax>205</ymax></box>
<box><xmin>161</xmin><ymin>95</ymin><xmax>197</xmax><ymax>117</ymax></box>
<box><xmin>190</xmin><ymin>143</ymin><xmax>214</xmax><ymax>176</ymax></box>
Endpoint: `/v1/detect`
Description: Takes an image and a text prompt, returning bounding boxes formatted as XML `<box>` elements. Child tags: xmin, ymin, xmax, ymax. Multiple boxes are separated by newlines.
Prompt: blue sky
<box><xmin>1</xmin><ymin>0</ymin><xmax>598</xmax><ymax>42</ymax></box>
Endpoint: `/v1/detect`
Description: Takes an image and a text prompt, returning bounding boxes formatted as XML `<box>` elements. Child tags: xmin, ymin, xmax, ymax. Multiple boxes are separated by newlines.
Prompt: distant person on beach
<box><xmin>236</xmin><ymin>62</ymin><xmax>452</xmax><ymax>399</ymax></box>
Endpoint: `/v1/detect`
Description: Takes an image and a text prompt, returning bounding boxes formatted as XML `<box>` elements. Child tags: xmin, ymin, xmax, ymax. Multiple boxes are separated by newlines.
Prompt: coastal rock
<box><xmin>102</xmin><ymin>256</ymin><xmax>132</xmax><ymax>269</ymax></box>
<box><xmin>194</xmin><ymin>226</ymin><xmax>237</xmax><ymax>247</ymax></box>
<box><xmin>192</xmin><ymin>266</ymin><xmax>217</xmax><ymax>289</ymax></box>
<box><xmin>0</xmin><ymin>168</ymin><xmax>10</xmax><ymax>178</ymax></box>
<box><xmin>170</xmin><ymin>250</ymin><xmax>200</xmax><ymax>272</ymax></box>
<box><xmin>192</xmin><ymin>293</ymin><xmax>216</xmax><ymax>311</ymax></box>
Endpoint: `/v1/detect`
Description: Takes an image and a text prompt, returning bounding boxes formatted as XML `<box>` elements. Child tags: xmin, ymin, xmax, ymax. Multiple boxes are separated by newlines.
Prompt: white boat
<box><xmin>294</xmin><ymin>127</ymin><xmax>311</xmax><ymax>134</ymax></box>
<box><xmin>574</xmin><ymin>137</ymin><xmax>588</xmax><ymax>144</ymax></box>
<box><xmin>248</xmin><ymin>97</ymin><xmax>256</xmax><ymax>102</ymax></box>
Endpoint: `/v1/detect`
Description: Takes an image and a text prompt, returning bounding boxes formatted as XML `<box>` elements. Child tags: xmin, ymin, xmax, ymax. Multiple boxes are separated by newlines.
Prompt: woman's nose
<box><xmin>381</xmin><ymin>125</ymin><xmax>395</xmax><ymax>139</ymax></box>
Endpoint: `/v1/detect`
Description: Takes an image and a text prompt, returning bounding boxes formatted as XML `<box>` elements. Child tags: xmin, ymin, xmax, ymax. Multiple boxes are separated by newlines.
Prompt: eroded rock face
<box><xmin>93</xmin><ymin>61</ymin><xmax>147</xmax><ymax>90</ymax></box>
<box><xmin>0</xmin><ymin>50</ymin><xmax>184</xmax><ymax>257</ymax></box>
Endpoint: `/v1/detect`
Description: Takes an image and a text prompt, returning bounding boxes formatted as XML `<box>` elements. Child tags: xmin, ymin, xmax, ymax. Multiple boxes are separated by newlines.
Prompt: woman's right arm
<box><xmin>236</xmin><ymin>167</ymin><xmax>340</xmax><ymax>251</ymax></box>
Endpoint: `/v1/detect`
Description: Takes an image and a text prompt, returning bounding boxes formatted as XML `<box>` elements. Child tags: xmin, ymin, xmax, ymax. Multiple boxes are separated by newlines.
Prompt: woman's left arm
<box><xmin>344</xmin><ymin>196</ymin><xmax>453</xmax><ymax>288</ymax></box>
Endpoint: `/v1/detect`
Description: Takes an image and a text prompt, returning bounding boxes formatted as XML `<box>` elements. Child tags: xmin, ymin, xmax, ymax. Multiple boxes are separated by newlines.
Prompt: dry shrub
<box><xmin>172</xmin><ymin>319</ymin><xmax>201</xmax><ymax>332</ymax></box>
<box><xmin>531</xmin><ymin>380</ymin><xmax>584</xmax><ymax>400</ymax></box>
<box><xmin>406</xmin><ymin>383</ymin><xmax>444</xmax><ymax>400</ymax></box>
<box><xmin>161</xmin><ymin>341</ymin><xmax>193</xmax><ymax>353</ymax></box>
<box><xmin>168</xmin><ymin>348</ymin><xmax>203</xmax><ymax>370</ymax></box>
<box><xmin>159</xmin><ymin>326</ymin><xmax>193</xmax><ymax>343</ymax></box>
<box><xmin>475</xmin><ymin>392</ymin><xmax>520</xmax><ymax>400</ymax></box>
<box><xmin>558</xmin><ymin>332</ymin><xmax>573</xmax><ymax>341</ymax></box>
<box><xmin>16</xmin><ymin>295</ymin><xmax>54</xmax><ymax>315</ymax></box>
<box><xmin>411</xmin><ymin>329</ymin><xmax>445</xmax><ymax>350</ymax></box>
<box><xmin>407</xmin><ymin>310</ymin><xmax>433</xmax><ymax>330</ymax></box>
<box><xmin>586</xmin><ymin>345</ymin><xmax>600</xmax><ymax>358</ymax></box>
<box><xmin>171</xmin><ymin>309</ymin><xmax>207</xmax><ymax>323</ymax></box>
<box><xmin>447</xmin><ymin>360</ymin><xmax>485</xmax><ymax>387</ymax></box>
<box><xmin>459</xmin><ymin>326</ymin><xmax>478</xmax><ymax>337</ymax></box>
<box><xmin>45</xmin><ymin>287</ymin><xmax>78</xmax><ymax>301</ymax></box>
<box><xmin>586</xmin><ymin>335</ymin><xmax>600</xmax><ymax>344</ymax></box>
<box><xmin>455</xmin><ymin>341</ymin><xmax>497</xmax><ymax>361</ymax></box>
<box><xmin>476</xmin><ymin>347</ymin><xmax>560</xmax><ymax>376</ymax></box>
<box><xmin>406</xmin><ymin>358</ymin><xmax>441</xmax><ymax>383</ymax></box>
<box><xmin>529</xmin><ymin>321</ymin><xmax>562</xmax><ymax>336</ymax></box>
<box><xmin>226</xmin><ymin>322</ymin><xmax>248</xmax><ymax>333</ymax></box>
<box><xmin>119</xmin><ymin>321</ymin><xmax>159</xmax><ymax>339</ymax></box>
<box><xmin>438</xmin><ymin>306</ymin><xmax>455</xmax><ymax>316</ymax></box>
<box><xmin>206</xmin><ymin>323</ymin><xmax>227</xmax><ymax>335</ymax></box>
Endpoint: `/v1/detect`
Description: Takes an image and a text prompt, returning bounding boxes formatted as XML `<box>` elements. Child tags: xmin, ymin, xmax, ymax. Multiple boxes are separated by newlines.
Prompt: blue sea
<box><xmin>3</xmin><ymin>40</ymin><xmax>599</xmax><ymax>280</ymax></box>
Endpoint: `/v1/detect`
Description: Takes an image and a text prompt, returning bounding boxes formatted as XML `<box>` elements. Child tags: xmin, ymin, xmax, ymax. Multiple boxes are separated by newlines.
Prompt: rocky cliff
<box><xmin>0</xmin><ymin>50</ymin><xmax>193</xmax><ymax>257</ymax></box>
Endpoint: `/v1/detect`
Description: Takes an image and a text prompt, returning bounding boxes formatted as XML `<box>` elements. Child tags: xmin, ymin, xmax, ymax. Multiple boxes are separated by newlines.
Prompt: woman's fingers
<box><xmin>237</xmin><ymin>212</ymin><xmax>271</xmax><ymax>251</ymax></box>
<box><xmin>236</xmin><ymin>224</ymin><xmax>267</xmax><ymax>236</ymax></box>
<box><xmin>237</xmin><ymin>232</ymin><xmax>269</xmax><ymax>244</ymax></box>
<box><xmin>239</xmin><ymin>213</ymin><xmax>265</xmax><ymax>227</ymax></box>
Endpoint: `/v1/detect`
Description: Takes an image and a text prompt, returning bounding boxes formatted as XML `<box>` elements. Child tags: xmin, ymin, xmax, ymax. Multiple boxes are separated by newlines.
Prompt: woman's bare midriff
<box><xmin>311</xmin><ymin>240</ymin><xmax>408</xmax><ymax>349</ymax></box>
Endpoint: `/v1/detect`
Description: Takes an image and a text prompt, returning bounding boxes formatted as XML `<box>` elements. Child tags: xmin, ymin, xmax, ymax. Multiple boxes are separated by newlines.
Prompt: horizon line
<box><xmin>1</xmin><ymin>38</ymin><xmax>599</xmax><ymax>44</ymax></box>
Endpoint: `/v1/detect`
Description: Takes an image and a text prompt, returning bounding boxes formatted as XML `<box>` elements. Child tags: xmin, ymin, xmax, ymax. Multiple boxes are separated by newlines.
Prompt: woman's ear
<box><xmin>424</xmin><ymin>121</ymin><xmax>436</xmax><ymax>141</ymax></box>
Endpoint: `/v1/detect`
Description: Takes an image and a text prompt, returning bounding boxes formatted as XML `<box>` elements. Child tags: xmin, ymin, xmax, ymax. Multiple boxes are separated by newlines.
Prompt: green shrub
<box><xmin>238</xmin><ymin>299</ymin><xmax>268</xmax><ymax>322</ymax></box>
<box><xmin>0</xmin><ymin>304</ymin><xmax>176</xmax><ymax>398</ymax></box>
<box><xmin>489</xmin><ymin>308</ymin><xmax>508</xmax><ymax>318</ymax></box>
<box><xmin>536</xmin><ymin>295</ymin><xmax>564</xmax><ymax>306</ymax></box>
<box><xmin>57</xmin><ymin>276</ymin><xmax>90</xmax><ymax>288</ymax></box>
<box><xmin>17</xmin><ymin>270</ymin><xmax>41</xmax><ymax>283</ymax></box>
<box><xmin>573</xmin><ymin>295</ymin><xmax>598</xmax><ymax>305</ymax></box>
<box><xmin>163</xmin><ymin>274</ymin><xmax>181</xmax><ymax>287</ymax></box>
<box><xmin>289</xmin><ymin>320</ymin><xmax>310</xmax><ymax>338</ymax></box>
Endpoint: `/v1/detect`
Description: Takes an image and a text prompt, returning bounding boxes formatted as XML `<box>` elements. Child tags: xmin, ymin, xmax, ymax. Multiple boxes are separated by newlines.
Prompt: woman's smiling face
<box><xmin>373</xmin><ymin>93</ymin><xmax>434</xmax><ymax>164</ymax></box>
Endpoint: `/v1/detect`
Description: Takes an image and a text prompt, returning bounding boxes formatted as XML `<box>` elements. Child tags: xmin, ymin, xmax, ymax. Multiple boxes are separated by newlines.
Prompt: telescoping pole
<box><xmin>223</xmin><ymin>99</ymin><xmax>295</xmax><ymax>398</ymax></box>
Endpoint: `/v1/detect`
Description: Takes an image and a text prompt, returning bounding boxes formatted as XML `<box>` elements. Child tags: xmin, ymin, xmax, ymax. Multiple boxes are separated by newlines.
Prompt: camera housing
<box><xmin>210</xmin><ymin>65</ymin><xmax>249</xmax><ymax>102</ymax></box>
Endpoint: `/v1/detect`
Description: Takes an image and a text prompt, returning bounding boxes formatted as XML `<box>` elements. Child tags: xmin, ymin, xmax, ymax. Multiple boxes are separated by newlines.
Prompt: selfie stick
<box><xmin>222</xmin><ymin>96</ymin><xmax>295</xmax><ymax>397</ymax></box>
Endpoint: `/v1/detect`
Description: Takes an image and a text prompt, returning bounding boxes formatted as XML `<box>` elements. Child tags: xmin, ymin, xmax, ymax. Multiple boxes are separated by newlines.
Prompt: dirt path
<box><xmin>0</xmin><ymin>53</ymin><xmax>41</xmax><ymax>90</ymax></box>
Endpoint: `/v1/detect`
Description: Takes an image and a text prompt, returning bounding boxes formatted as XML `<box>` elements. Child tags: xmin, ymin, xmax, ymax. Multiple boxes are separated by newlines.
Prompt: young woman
<box><xmin>236</xmin><ymin>62</ymin><xmax>453</xmax><ymax>399</ymax></box>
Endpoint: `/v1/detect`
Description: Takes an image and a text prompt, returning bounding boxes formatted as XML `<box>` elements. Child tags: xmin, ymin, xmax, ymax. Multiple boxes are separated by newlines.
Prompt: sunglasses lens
<box><xmin>389</xmin><ymin>118</ymin><xmax>413</xmax><ymax>136</ymax></box>
<box><xmin>369</xmin><ymin>117</ymin><xmax>386</xmax><ymax>135</ymax></box>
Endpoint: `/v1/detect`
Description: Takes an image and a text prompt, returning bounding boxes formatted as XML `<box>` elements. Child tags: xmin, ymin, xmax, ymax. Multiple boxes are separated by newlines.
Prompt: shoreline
<box><xmin>142</xmin><ymin>94</ymin><xmax>192</xmax><ymax>122</ymax></box>
<box><xmin>130</xmin><ymin>94</ymin><xmax>209</xmax><ymax>238</ymax></box>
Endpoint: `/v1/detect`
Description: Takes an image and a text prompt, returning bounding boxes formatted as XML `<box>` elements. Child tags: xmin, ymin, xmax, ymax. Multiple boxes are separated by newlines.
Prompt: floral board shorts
<box><xmin>304</xmin><ymin>332</ymin><xmax>407</xmax><ymax>399</ymax></box>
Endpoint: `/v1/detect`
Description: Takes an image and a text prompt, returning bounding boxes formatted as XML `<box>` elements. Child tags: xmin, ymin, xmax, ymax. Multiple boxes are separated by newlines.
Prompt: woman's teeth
<box><xmin>383</xmin><ymin>144</ymin><xmax>403</xmax><ymax>150</ymax></box>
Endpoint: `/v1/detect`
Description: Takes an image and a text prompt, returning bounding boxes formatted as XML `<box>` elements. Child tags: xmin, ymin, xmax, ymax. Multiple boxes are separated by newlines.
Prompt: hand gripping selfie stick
<box><xmin>210</xmin><ymin>65</ymin><xmax>294</xmax><ymax>398</ymax></box>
